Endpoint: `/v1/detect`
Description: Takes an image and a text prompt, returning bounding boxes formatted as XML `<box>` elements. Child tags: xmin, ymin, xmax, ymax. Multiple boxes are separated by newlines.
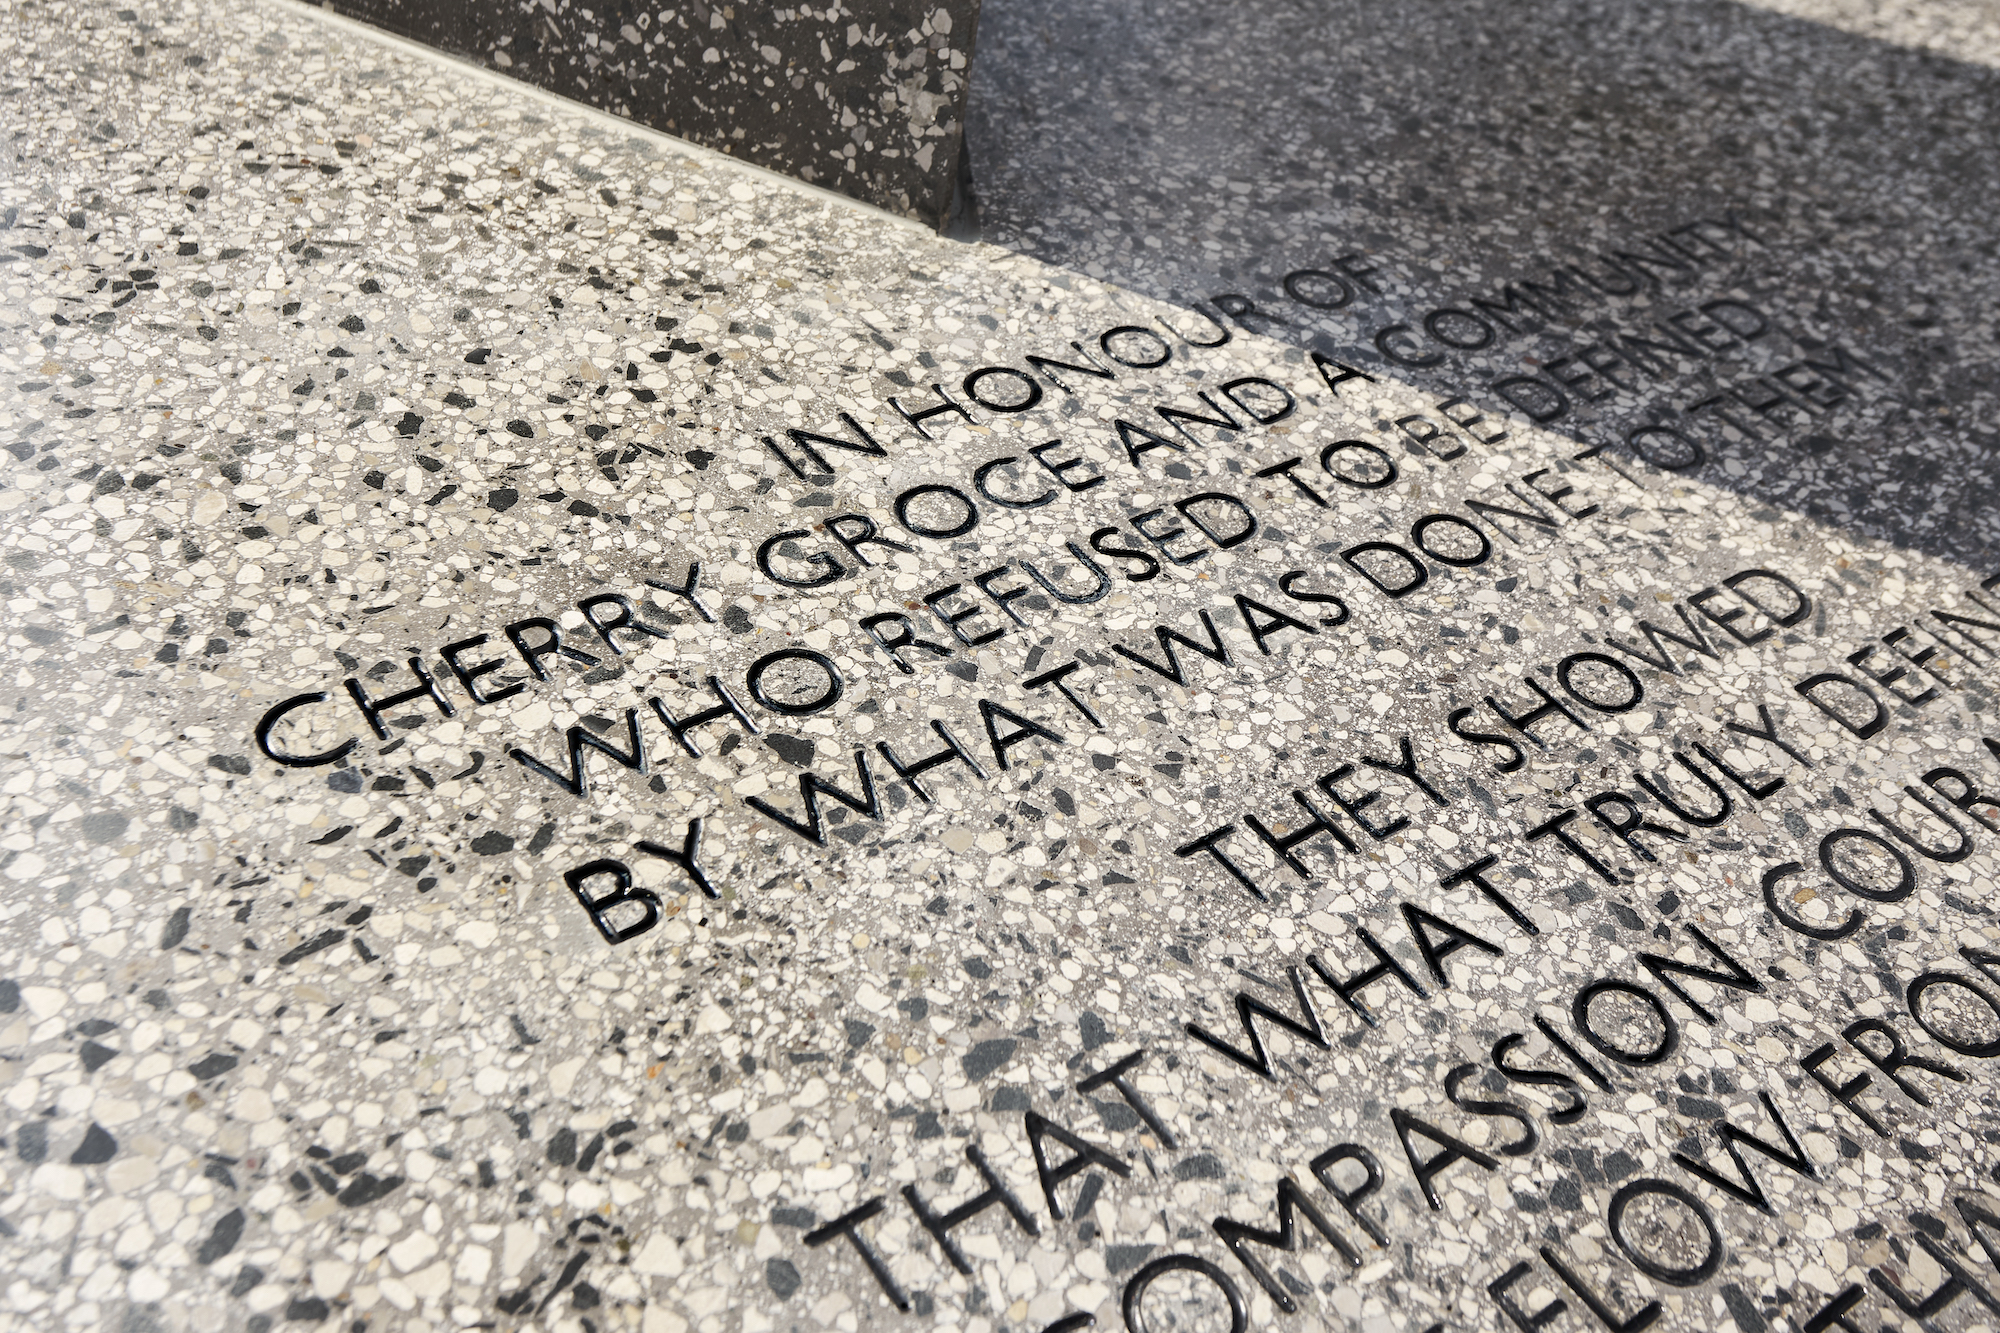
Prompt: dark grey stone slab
<box><xmin>317</xmin><ymin>0</ymin><xmax>980</xmax><ymax>228</ymax></box>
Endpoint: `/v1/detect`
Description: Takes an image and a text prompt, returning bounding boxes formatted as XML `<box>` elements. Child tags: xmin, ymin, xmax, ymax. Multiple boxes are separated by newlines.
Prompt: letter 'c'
<box><xmin>1374</xmin><ymin>325</ymin><xmax>1444</xmax><ymax>367</ymax></box>
<box><xmin>1123</xmin><ymin>1255</ymin><xmax>1247</xmax><ymax>1333</ymax></box>
<box><xmin>973</xmin><ymin>457</ymin><xmax>1056</xmax><ymax>509</ymax></box>
<box><xmin>1761</xmin><ymin>861</ymin><xmax>1862</xmax><ymax>940</ymax></box>
<box><xmin>255</xmin><ymin>692</ymin><xmax>357</xmax><ymax>768</ymax></box>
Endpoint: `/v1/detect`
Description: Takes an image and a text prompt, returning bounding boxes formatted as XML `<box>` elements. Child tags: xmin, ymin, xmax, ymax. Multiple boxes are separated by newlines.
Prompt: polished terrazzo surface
<box><xmin>4</xmin><ymin>1</ymin><xmax>2000</xmax><ymax>1332</ymax></box>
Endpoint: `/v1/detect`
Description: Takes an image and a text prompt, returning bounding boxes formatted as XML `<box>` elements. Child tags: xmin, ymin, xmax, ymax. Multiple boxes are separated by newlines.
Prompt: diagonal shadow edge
<box><xmin>960</xmin><ymin>0</ymin><xmax>2000</xmax><ymax>570</ymax></box>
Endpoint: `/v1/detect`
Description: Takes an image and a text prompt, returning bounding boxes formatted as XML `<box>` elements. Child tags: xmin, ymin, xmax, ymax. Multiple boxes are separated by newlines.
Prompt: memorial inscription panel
<box><xmin>3</xmin><ymin>2</ymin><xmax>2000</xmax><ymax>1333</ymax></box>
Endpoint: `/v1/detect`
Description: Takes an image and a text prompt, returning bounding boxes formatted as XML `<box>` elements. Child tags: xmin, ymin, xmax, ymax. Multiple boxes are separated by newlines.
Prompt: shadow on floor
<box><xmin>963</xmin><ymin>0</ymin><xmax>2000</xmax><ymax>568</ymax></box>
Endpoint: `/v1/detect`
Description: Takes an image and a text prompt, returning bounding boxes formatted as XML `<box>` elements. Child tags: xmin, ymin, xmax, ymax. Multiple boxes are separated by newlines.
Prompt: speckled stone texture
<box><xmin>315</xmin><ymin>0</ymin><xmax>980</xmax><ymax>228</ymax></box>
<box><xmin>968</xmin><ymin>0</ymin><xmax>2000</xmax><ymax>567</ymax></box>
<box><xmin>4</xmin><ymin>2</ymin><xmax>2000</xmax><ymax>1333</ymax></box>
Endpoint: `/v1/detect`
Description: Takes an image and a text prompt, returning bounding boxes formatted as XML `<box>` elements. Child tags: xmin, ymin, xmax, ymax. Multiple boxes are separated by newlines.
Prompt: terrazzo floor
<box><xmin>4</xmin><ymin>2</ymin><xmax>2000</xmax><ymax>1333</ymax></box>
